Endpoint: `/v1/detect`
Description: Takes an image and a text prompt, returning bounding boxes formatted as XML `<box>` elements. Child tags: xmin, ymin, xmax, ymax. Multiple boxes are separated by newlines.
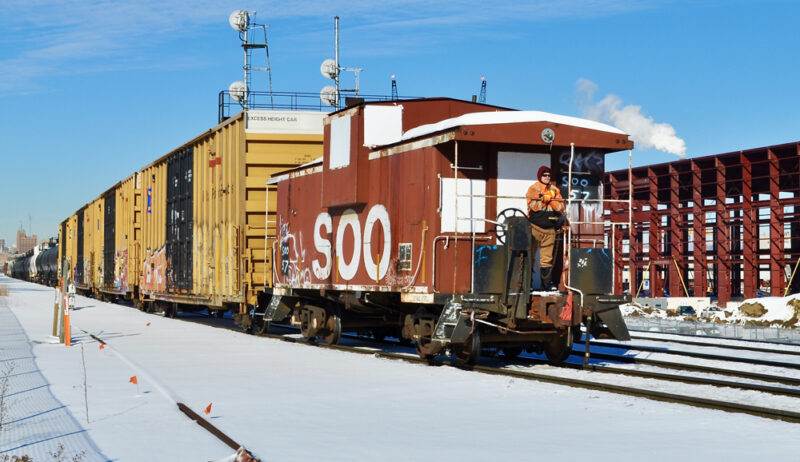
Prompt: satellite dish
<box><xmin>229</xmin><ymin>10</ymin><xmax>249</xmax><ymax>31</ymax></box>
<box><xmin>229</xmin><ymin>81</ymin><xmax>247</xmax><ymax>103</ymax></box>
<box><xmin>320</xmin><ymin>59</ymin><xmax>337</xmax><ymax>79</ymax></box>
<box><xmin>320</xmin><ymin>85</ymin><xmax>338</xmax><ymax>107</ymax></box>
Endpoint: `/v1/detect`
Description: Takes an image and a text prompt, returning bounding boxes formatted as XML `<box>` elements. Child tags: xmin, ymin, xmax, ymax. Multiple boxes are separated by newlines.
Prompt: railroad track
<box><xmin>121</xmin><ymin>311</ymin><xmax>800</xmax><ymax>424</ymax></box>
<box><xmin>588</xmin><ymin>340</ymin><xmax>800</xmax><ymax>370</ymax></box>
<box><xmin>272</xmin><ymin>334</ymin><xmax>800</xmax><ymax>424</ymax></box>
<box><xmin>628</xmin><ymin>330</ymin><xmax>800</xmax><ymax>352</ymax></box>
<box><xmin>578</xmin><ymin>350</ymin><xmax>800</xmax><ymax>387</ymax></box>
<box><xmin>85</xmin><ymin>331</ymin><xmax>257</xmax><ymax>460</ymax></box>
<box><xmin>628</xmin><ymin>334</ymin><xmax>800</xmax><ymax>356</ymax></box>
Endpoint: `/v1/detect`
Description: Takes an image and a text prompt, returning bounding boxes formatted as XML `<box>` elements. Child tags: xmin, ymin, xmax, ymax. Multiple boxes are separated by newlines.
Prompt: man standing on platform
<box><xmin>526</xmin><ymin>166</ymin><xmax>565</xmax><ymax>291</ymax></box>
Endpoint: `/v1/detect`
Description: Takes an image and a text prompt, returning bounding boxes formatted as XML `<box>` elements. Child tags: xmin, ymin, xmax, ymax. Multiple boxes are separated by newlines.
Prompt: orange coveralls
<box><xmin>525</xmin><ymin>181</ymin><xmax>565</xmax><ymax>268</ymax></box>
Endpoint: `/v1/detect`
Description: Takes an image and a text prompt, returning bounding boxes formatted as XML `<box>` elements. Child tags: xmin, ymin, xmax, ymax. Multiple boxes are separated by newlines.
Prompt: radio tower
<box><xmin>391</xmin><ymin>75</ymin><xmax>398</xmax><ymax>101</ymax></box>
<box><xmin>478</xmin><ymin>77</ymin><xmax>487</xmax><ymax>103</ymax></box>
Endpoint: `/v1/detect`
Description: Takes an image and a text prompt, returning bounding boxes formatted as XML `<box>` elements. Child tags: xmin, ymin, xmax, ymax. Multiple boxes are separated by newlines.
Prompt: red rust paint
<box><xmin>275</xmin><ymin>99</ymin><xmax>631</xmax><ymax>295</ymax></box>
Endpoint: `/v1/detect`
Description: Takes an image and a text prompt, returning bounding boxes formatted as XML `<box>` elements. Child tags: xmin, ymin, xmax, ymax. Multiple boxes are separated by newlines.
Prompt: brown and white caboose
<box><xmin>261</xmin><ymin>97</ymin><xmax>632</xmax><ymax>365</ymax></box>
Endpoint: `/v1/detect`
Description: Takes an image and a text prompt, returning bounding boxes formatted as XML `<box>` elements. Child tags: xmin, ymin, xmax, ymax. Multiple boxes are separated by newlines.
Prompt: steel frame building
<box><xmin>604</xmin><ymin>141</ymin><xmax>800</xmax><ymax>307</ymax></box>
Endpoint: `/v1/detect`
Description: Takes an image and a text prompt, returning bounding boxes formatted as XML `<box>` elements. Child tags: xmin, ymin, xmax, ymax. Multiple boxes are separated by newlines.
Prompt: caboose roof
<box><xmin>400</xmin><ymin>110</ymin><xmax>625</xmax><ymax>143</ymax></box>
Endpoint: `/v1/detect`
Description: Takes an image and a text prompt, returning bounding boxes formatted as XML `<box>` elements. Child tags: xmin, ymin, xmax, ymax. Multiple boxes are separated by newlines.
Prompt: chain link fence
<box><xmin>623</xmin><ymin>316</ymin><xmax>800</xmax><ymax>345</ymax></box>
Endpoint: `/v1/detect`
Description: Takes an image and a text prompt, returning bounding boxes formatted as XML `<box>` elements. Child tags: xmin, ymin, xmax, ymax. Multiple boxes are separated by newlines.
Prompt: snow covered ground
<box><xmin>622</xmin><ymin>295</ymin><xmax>800</xmax><ymax>327</ymax></box>
<box><xmin>2</xmin><ymin>274</ymin><xmax>800</xmax><ymax>461</ymax></box>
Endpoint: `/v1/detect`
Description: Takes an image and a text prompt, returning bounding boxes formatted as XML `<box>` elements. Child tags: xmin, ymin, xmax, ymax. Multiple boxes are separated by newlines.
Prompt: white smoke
<box><xmin>576</xmin><ymin>78</ymin><xmax>686</xmax><ymax>157</ymax></box>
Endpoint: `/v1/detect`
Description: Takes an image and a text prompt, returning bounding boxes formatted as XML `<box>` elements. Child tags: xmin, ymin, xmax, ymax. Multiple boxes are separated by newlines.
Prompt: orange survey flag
<box><xmin>204</xmin><ymin>403</ymin><xmax>212</xmax><ymax>415</ymax></box>
<box><xmin>99</xmin><ymin>344</ymin><xmax>105</xmax><ymax>350</ymax></box>
<box><xmin>129</xmin><ymin>376</ymin><xmax>138</xmax><ymax>385</ymax></box>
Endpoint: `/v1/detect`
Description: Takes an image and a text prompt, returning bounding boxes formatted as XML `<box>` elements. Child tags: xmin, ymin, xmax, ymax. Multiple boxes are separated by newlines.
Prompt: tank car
<box><xmin>35</xmin><ymin>244</ymin><xmax>59</xmax><ymax>286</ymax></box>
<box><xmin>10</xmin><ymin>252</ymin><xmax>33</xmax><ymax>281</ymax></box>
<box><xmin>261</xmin><ymin>97</ymin><xmax>632</xmax><ymax>365</ymax></box>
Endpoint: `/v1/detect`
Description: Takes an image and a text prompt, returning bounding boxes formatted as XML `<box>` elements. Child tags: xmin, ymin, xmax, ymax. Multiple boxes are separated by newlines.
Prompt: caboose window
<box><xmin>497</xmin><ymin>151</ymin><xmax>549</xmax><ymax>214</ymax></box>
<box><xmin>363</xmin><ymin>105</ymin><xmax>403</xmax><ymax>147</ymax></box>
<box><xmin>440</xmin><ymin>178</ymin><xmax>486</xmax><ymax>233</ymax></box>
<box><xmin>329</xmin><ymin>115</ymin><xmax>351</xmax><ymax>170</ymax></box>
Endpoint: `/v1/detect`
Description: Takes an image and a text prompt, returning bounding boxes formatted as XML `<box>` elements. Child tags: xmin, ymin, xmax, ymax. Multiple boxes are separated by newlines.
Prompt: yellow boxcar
<box><xmin>138</xmin><ymin>109</ymin><xmax>324</xmax><ymax>315</ymax></box>
<box><xmin>58</xmin><ymin>214</ymin><xmax>79</xmax><ymax>286</ymax></box>
<box><xmin>81</xmin><ymin>195</ymin><xmax>105</xmax><ymax>291</ymax></box>
<box><xmin>73</xmin><ymin>204</ymin><xmax>91</xmax><ymax>289</ymax></box>
<box><xmin>97</xmin><ymin>173</ymin><xmax>143</xmax><ymax>301</ymax></box>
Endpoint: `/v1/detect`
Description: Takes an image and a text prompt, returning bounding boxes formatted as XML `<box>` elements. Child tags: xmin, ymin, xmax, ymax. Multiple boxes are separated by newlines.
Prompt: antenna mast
<box><xmin>335</xmin><ymin>16</ymin><xmax>340</xmax><ymax>109</ymax></box>
<box><xmin>229</xmin><ymin>10</ymin><xmax>274</xmax><ymax>111</ymax></box>
<box><xmin>320</xmin><ymin>17</ymin><xmax>362</xmax><ymax>109</ymax></box>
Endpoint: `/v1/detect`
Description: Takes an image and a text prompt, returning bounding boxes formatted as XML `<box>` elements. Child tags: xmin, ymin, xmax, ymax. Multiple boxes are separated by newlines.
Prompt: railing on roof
<box><xmin>218</xmin><ymin>90</ymin><xmax>411</xmax><ymax>123</ymax></box>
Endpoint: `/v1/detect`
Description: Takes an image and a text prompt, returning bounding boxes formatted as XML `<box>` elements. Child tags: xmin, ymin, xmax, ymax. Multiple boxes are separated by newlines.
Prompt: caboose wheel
<box><xmin>300</xmin><ymin>321</ymin><xmax>314</xmax><ymax>340</ymax></box>
<box><xmin>493</xmin><ymin>208</ymin><xmax>527</xmax><ymax>244</ymax></box>
<box><xmin>452</xmin><ymin>329</ymin><xmax>482</xmax><ymax>366</ymax></box>
<box><xmin>502</xmin><ymin>346</ymin><xmax>523</xmax><ymax>358</ymax></box>
<box><xmin>323</xmin><ymin>312</ymin><xmax>342</xmax><ymax>345</ymax></box>
<box><xmin>415</xmin><ymin>339</ymin><xmax>433</xmax><ymax>361</ymax></box>
<box><xmin>543</xmin><ymin>334</ymin><xmax>571</xmax><ymax>365</ymax></box>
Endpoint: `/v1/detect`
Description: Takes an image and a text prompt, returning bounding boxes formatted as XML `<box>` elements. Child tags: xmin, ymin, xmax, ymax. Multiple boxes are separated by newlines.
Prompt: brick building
<box><xmin>16</xmin><ymin>229</ymin><xmax>37</xmax><ymax>254</ymax></box>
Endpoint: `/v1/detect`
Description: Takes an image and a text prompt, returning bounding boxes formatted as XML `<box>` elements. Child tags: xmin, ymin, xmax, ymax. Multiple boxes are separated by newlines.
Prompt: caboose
<box><xmin>262</xmin><ymin>98</ymin><xmax>632</xmax><ymax>364</ymax></box>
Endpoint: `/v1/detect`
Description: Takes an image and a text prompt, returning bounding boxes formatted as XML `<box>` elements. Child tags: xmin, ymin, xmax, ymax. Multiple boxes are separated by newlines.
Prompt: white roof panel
<box><xmin>400</xmin><ymin>110</ymin><xmax>626</xmax><ymax>143</ymax></box>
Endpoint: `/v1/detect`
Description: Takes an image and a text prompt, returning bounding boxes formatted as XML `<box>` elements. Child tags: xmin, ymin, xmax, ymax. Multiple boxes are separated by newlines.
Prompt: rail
<box><xmin>218</xmin><ymin>90</ymin><xmax>417</xmax><ymax>122</ymax></box>
<box><xmin>268</xmin><ymin>328</ymin><xmax>800</xmax><ymax>424</ymax></box>
<box><xmin>135</xmin><ymin>308</ymin><xmax>800</xmax><ymax>424</ymax></box>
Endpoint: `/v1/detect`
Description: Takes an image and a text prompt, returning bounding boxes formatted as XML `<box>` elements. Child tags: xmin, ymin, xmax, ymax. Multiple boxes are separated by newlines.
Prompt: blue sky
<box><xmin>1</xmin><ymin>0</ymin><xmax>798</xmax><ymax>246</ymax></box>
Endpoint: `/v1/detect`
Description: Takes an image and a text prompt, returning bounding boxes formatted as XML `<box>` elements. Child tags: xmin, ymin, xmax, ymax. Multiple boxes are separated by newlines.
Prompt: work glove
<box><xmin>542</xmin><ymin>191</ymin><xmax>553</xmax><ymax>204</ymax></box>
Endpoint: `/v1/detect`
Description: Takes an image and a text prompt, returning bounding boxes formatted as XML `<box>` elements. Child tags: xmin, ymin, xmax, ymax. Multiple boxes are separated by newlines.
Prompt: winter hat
<box><xmin>537</xmin><ymin>166</ymin><xmax>551</xmax><ymax>182</ymax></box>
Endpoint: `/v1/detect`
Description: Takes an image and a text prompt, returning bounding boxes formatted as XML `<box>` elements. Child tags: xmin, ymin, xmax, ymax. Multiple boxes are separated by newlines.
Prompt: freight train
<box><xmin>57</xmin><ymin>107</ymin><xmax>326</xmax><ymax>316</ymax></box>
<box><xmin>7</xmin><ymin>241</ymin><xmax>59</xmax><ymax>286</ymax></box>
<box><xmin>34</xmin><ymin>96</ymin><xmax>632</xmax><ymax>365</ymax></box>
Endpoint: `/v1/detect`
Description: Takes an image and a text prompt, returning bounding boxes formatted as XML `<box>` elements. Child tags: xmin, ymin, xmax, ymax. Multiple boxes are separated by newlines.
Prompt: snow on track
<box><xmin>3</xmin><ymin>275</ymin><xmax>800</xmax><ymax>461</ymax></box>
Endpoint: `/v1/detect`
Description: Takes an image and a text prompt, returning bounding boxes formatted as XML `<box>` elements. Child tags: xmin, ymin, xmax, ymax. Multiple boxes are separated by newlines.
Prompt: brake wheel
<box><xmin>494</xmin><ymin>208</ymin><xmax>527</xmax><ymax>244</ymax></box>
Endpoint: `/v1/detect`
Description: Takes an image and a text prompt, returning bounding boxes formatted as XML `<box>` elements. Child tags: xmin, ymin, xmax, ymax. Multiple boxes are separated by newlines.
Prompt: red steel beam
<box><xmin>610</xmin><ymin>171</ymin><xmax>627</xmax><ymax>295</ymax></box>
<box><xmin>668</xmin><ymin>165</ymin><xmax>683</xmax><ymax>296</ymax></box>
<box><xmin>768</xmin><ymin>149</ymin><xmax>785</xmax><ymax>296</ymax></box>
<box><xmin>715</xmin><ymin>157</ymin><xmax>731</xmax><ymax>307</ymax></box>
<box><xmin>648</xmin><ymin>167</ymin><xmax>662</xmax><ymax>297</ymax></box>
<box><xmin>603</xmin><ymin>141</ymin><xmax>800</xmax><ymax>303</ymax></box>
<box><xmin>691</xmin><ymin>159</ymin><xmax>707</xmax><ymax>296</ymax></box>
<box><xmin>741</xmin><ymin>153</ymin><xmax>757</xmax><ymax>299</ymax></box>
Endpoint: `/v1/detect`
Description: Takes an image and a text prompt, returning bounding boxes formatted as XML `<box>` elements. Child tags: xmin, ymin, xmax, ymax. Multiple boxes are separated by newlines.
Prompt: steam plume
<box><xmin>576</xmin><ymin>78</ymin><xmax>686</xmax><ymax>157</ymax></box>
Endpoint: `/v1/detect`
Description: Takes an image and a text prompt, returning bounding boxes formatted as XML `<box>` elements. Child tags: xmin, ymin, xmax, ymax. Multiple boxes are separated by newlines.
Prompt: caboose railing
<box><xmin>563</xmin><ymin>142</ymin><xmax>634</xmax><ymax>295</ymax></box>
<box><xmin>449</xmin><ymin>142</ymin><xmax>635</xmax><ymax>296</ymax></box>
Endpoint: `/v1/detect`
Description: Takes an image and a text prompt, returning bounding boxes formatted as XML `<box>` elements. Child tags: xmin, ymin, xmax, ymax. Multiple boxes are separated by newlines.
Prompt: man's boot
<box><xmin>541</xmin><ymin>266</ymin><xmax>558</xmax><ymax>292</ymax></box>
